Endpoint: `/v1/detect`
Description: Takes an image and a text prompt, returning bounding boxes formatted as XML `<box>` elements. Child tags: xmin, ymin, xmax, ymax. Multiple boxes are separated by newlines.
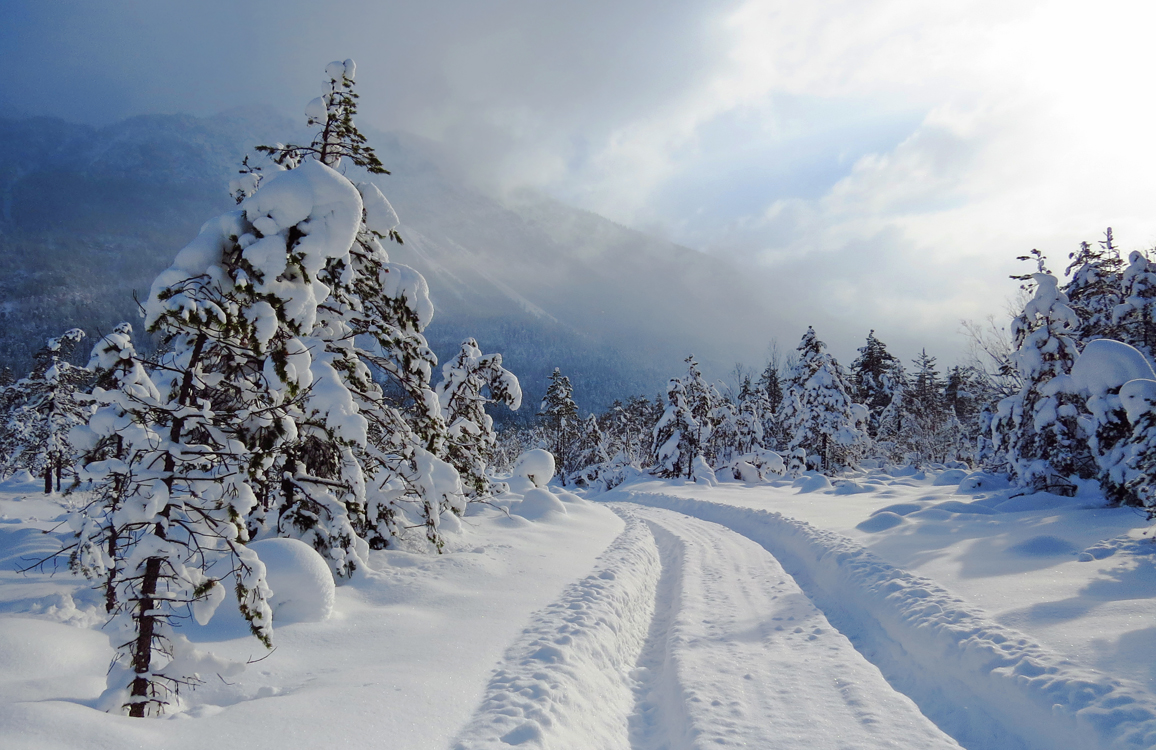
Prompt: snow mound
<box><xmin>932</xmin><ymin>469</ymin><xmax>969</xmax><ymax>486</ymax></box>
<box><xmin>451</xmin><ymin>513</ymin><xmax>659</xmax><ymax>749</ymax></box>
<box><xmin>857</xmin><ymin>511</ymin><xmax>906</xmax><ymax>532</ymax></box>
<box><xmin>513</xmin><ymin>449</ymin><xmax>555</xmax><ymax>488</ymax></box>
<box><xmin>931</xmin><ymin>500</ymin><xmax>998</xmax><ymax>515</ymax></box>
<box><xmin>793</xmin><ymin>473</ymin><xmax>832</xmax><ymax>493</ymax></box>
<box><xmin>875</xmin><ymin>503</ymin><xmax>923</xmax><ymax>516</ymax></box>
<box><xmin>1078</xmin><ymin>533</ymin><xmax>1156</xmax><ymax>562</ymax></box>
<box><xmin>0</xmin><ymin>470</ymin><xmax>38</xmax><ymax>490</ymax></box>
<box><xmin>957</xmin><ymin>471</ymin><xmax>1010</xmax><ymax>493</ymax></box>
<box><xmin>1009</xmin><ymin>535</ymin><xmax>1080</xmax><ymax>557</ymax></box>
<box><xmin>248</xmin><ymin>538</ymin><xmax>335</xmax><ymax>624</ymax></box>
<box><xmin>0</xmin><ymin>618</ymin><xmax>110</xmax><ymax>702</ymax></box>
<box><xmin>511</xmin><ymin>488</ymin><xmax>567</xmax><ymax>521</ymax></box>
<box><xmin>832</xmin><ymin>480</ymin><xmax>871</xmax><ymax>495</ymax></box>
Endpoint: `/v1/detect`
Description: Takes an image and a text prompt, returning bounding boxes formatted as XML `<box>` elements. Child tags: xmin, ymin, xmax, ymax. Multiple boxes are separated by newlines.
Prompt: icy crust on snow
<box><xmin>615</xmin><ymin>490</ymin><xmax>1156</xmax><ymax>750</ymax></box>
<box><xmin>452</xmin><ymin>514</ymin><xmax>660</xmax><ymax>750</ymax></box>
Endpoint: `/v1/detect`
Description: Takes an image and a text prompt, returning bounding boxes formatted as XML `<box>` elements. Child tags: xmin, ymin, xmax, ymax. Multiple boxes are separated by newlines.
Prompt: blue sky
<box><xmin>4</xmin><ymin>0</ymin><xmax>1156</xmax><ymax>362</ymax></box>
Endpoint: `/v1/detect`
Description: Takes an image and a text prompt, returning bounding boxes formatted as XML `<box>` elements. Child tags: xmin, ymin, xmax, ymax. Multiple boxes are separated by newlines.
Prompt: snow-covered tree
<box><xmin>435</xmin><ymin>338</ymin><xmax>521</xmax><ymax>497</ymax></box>
<box><xmin>1120</xmin><ymin>378</ymin><xmax>1156</xmax><ymax>509</ymax></box>
<box><xmin>1113</xmin><ymin>249</ymin><xmax>1156</xmax><ymax>362</ymax></box>
<box><xmin>539</xmin><ymin>368</ymin><xmax>580</xmax><ymax>482</ymax></box>
<box><xmin>651</xmin><ymin>378</ymin><xmax>698</xmax><ymax>479</ymax></box>
<box><xmin>0</xmin><ymin>329</ymin><xmax>91</xmax><ymax>492</ymax></box>
<box><xmin>896</xmin><ymin>351</ymin><xmax>966</xmax><ymax>465</ymax></box>
<box><xmin>1063</xmin><ymin>231</ymin><xmax>1123</xmax><ymax>345</ymax></box>
<box><xmin>850</xmin><ymin>330</ymin><xmax>903</xmax><ymax>438</ymax></box>
<box><xmin>994</xmin><ymin>272</ymin><xmax>1093</xmax><ymax>493</ymax></box>
<box><xmin>780</xmin><ymin>327</ymin><xmax>868</xmax><ymax>473</ymax></box>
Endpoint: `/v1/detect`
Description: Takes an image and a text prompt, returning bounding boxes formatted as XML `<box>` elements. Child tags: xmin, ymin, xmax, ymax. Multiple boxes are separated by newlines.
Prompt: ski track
<box><xmin>614</xmin><ymin>487</ymin><xmax>1156</xmax><ymax>750</ymax></box>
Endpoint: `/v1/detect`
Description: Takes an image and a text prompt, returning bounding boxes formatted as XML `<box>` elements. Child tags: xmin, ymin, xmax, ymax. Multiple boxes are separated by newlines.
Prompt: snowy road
<box><xmin>627</xmin><ymin>505</ymin><xmax>960</xmax><ymax>749</ymax></box>
<box><xmin>455</xmin><ymin>505</ymin><xmax>959</xmax><ymax>749</ymax></box>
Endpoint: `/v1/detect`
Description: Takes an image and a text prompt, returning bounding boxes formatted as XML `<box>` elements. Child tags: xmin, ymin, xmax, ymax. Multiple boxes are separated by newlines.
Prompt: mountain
<box><xmin>0</xmin><ymin>110</ymin><xmax>781</xmax><ymax>413</ymax></box>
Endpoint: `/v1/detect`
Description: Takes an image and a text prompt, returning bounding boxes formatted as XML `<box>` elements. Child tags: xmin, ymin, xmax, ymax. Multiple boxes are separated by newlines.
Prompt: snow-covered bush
<box><xmin>247</xmin><ymin>538</ymin><xmax>336</xmax><ymax>624</ymax></box>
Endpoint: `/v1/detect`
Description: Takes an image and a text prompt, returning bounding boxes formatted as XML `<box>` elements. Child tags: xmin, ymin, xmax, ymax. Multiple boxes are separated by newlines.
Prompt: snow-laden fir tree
<box><xmin>850</xmin><ymin>330</ymin><xmax>903</xmax><ymax>439</ymax></box>
<box><xmin>780</xmin><ymin>327</ymin><xmax>869</xmax><ymax>473</ymax></box>
<box><xmin>602</xmin><ymin>395</ymin><xmax>658</xmax><ymax>468</ymax></box>
<box><xmin>1120</xmin><ymin>378</ymin><xmax>1156</xmax><ymax>509</ymax></box>
<box><xmin>733</xmin><ymin>374</ymin><xmax>766</xmax><ymax>456</ymax></box>
<box><xmin>755</xmin><ymin>357</ymin><xmax>785</xmax><ymax>448</ymax></box>
<box><xmin>0</xmin><ymin>329</ymin><xmax>91</xmax><ymax>492</ymax></box>
<box><xmin>435</xmin><ymin>338</ymin><xmax>521</xmax><ymax>497</ymax></box>
<box><xmin>238</xmin><ymin>60</ymin><xmax>470</xmax><ymax>555</ymax></box>
<box><xmin>651</xmin><ymin>377</ymin><xmax>699</xmax><ymax>479</ymax></box>
<box><xmin>1063</xmin><ymin>231</ymin><xmax>1123</xmax><ymax>344</ymax></box>
<box><xmin>680</xmin><ymin>356</ymin><xmax>719</xmax><ymax>463</ymax></box>
<box><xmin>570</xmin><ymin>413</ymin><xmax>611</xmax><ymax>486</ymax></box>
<box><xmin>895</xmin><ymin>350</ymin><xmax>966</xmax><ymax>465</ymax></box>
<box><xmin>1112</xmin><ymin>249</ymin><xmax>1156</xmax><ymax>363</ymax></box>
<box><xmin>539</xmin><ymin>368</ymin><xmax>580</xmax><ymax>483</ymax></box>
<box><xmin>993</xmin><ymin>272</ymin><xmax>1093</xmax><ymax>493</ymax></box>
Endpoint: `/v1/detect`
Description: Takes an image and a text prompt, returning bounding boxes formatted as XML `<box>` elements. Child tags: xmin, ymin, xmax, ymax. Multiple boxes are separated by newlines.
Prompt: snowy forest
<box><xmin>5</xmin><ymin>53</ymin><xmax>1156</xmax><ymax>750</ymax></box>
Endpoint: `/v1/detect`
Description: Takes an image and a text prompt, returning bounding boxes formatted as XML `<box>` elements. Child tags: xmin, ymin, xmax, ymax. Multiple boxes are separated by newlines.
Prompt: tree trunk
<box><xmin>43</xmin><ymin>465</ymin><xmax>51</xmax><ymax>494</ymax></box>
<box><xmin>127</xmin><ymin>332</ymin><xmax>205</xmax><ymax>717</ymax></box>
<box><xmin>128</xmin><ymin>551</ymin><xmax>163</xmax><ymax>717</ymax></box>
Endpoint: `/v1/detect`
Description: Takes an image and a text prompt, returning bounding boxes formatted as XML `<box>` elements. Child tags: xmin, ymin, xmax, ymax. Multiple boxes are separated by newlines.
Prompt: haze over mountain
<box><xmin>0</xmin><ymin>108</ymin><xmax>809</xmax><ymax>413</ymax></box>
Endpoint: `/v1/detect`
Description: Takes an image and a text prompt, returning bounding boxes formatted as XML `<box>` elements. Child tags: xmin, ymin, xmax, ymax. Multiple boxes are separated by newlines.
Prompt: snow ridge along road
<box><xmin>613</xmin><ymin>488</ymin><xmax>1156</xmax><ymax>750</ymax></box>
<box><xmin>454</xmin><ymin>505</ymin><xmax>959</xmax><ymax>749</ymax></box>
<box><xmin>452</xmin><ymin>514</ymin><xmax>662</xmax><ymax>749</ymax></box>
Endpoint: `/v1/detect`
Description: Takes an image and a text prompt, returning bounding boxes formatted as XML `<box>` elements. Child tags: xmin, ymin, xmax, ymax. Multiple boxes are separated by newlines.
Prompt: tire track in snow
<box><xmin>624</xmin><ymin>504</ymin><xmax>961</xmax><ymax>750</ymax></box>
<box><xmin>618</xmin><ymin>489</ymin><xmax>1156</xmax><ymax>750</ymax></box>
<box><xmin>451</xmin><ymin>515</ymin><xmax>661</xmax><ymax>749</ymax></box>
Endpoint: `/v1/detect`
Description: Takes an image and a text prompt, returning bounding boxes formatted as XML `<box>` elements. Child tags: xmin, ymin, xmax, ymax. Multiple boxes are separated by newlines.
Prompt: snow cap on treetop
<box><xmin>325</xmin><ymin>59</ymin><xmax>355</xmax><ymax>82</ymax></box>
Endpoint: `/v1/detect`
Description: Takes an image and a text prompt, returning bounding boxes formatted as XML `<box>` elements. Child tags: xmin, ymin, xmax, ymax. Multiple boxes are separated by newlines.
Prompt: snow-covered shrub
<box><xmin>513</xmin><ymin>449</ymin><xmax>555</xmax><ymax>488</ymax></box>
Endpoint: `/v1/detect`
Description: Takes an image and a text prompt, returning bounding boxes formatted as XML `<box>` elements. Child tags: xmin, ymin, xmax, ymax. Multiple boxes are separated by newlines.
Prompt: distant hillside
<box><xmin>0</xmin><ymin>110</ymin><xmax>781</xmax><ymax>413</ymax></box>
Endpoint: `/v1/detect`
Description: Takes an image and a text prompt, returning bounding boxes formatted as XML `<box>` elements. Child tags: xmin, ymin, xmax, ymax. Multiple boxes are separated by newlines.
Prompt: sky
<box><xmin>3</xmin><ymin>0</ymin><xmax>1156</xmax><ymax>364</ymax></box>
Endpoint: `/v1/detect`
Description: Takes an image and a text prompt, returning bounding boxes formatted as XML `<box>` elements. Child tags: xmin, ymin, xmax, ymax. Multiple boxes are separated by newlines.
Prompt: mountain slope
<box><xmin>0</xmin><ymin>111</ymin><xmax>780</xmax><ymax>411</ymax></box>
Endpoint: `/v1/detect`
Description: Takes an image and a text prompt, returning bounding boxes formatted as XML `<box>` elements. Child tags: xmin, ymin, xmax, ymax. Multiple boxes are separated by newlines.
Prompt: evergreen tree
<box><xmin>0</xmin><ymin>329</ymin><xmax>91</xmax><ymax>492</ymax></box>
<box><xmin>850</xmin><ymin>330</ymin><xmax>902</xmax><ymax>438</ymax></box>
<box><xmin>539</xmin><ymin>368</ymin><xmax>579</xmax><ymax>482</ymax></box>
<box><xmin>994</xmin><ymin>272</ymin><xmax>1092</xmax><ymax>492</ymax></box>
<box><xmin>1063</xmin><ymin>230</ymin><xmax>1123</xmax><ymax>344</ymax></box>
<box><xmin>780</xmin><ymin>327</ymin><xmax>868</xmax><ymax>473</ymax></box>
<box><xmin>756</xmin><ymin>354</ymin><xmax>784</xmax><ymax>448</ymax></box>
<box><xmin>651</xmin><ymin>378</ymin><xmax>698</xmax><ymax>479</ymax></box>
<box><xmin>435</xmin><ymin>338</ymin><xmax>522</xmax><ymax>497</ymax></box>
<box><xmin>1113</xmin><ymin>249</ymin><xmax>1156</xmax><ymax>362</ymax></box>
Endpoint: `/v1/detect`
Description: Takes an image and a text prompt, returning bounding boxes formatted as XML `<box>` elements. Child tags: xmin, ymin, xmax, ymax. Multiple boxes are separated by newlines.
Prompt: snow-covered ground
<box><xmin>2</xmin><ymin>468</ymin><xmax>1155</xmax><ymax>749</ymax></box>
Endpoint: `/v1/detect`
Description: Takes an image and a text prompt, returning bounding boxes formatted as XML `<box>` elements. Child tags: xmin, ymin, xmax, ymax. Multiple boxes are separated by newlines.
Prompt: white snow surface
<box><xmin>4</xmin><ymin>466</ymin><xmax>1156</xmax><ymax>749</ymax></box>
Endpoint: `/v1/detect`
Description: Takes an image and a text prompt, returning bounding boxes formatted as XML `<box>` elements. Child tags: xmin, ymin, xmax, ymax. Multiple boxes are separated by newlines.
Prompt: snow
<box><xmin>246</xmin><ymin>539</ymin><xmax>335</xmax><ymax>624</ymax></box>
<box><xmin>4</xmin><ymin>466</ymin><xmax>1156</xmax><ymax>749</ymax></box>
<box><xmin>513</xmin><ymin>449</ymin><xmax>555</xmax><ymax>487</ymax></box>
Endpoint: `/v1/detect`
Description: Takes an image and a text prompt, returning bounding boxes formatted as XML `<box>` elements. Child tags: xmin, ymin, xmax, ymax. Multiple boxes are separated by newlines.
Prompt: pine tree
<box><xmin>651</xmin><ymin>378</ymin><xmax>698</xmax><ymax>479</ymax></box>
<box><xmin>0</xmin><ymin>329</ymin><xmax>92</xmax><ymax>492</ymax></box>
<box><xmin>1113</xmin><ymin>249</ymin><xmax>1156</xmax><ymax>362</ymax></box>
<box><xmin>1063</xmin><ymin>230</ymin><xmax>1123</xmax><ymax>344</ymax></box>
<box><xmin>897</xmin><ymin>350</ymin><xmax>963</xmax><ymax>465</ymax></box>
<box><xmin>435</xmin><ymin>338</ymin><xmax>522</xmax><ymax>497</ymax></box>
<box><xmin>780</xmin><ymin>327</ymin><xmax>868</xmax><ymax>473</ymax></box>
<box><xmin>850</xmin><ymin>330</ymin><xmax>902</xmax><ymax>438</ymax></box>
<box><xmin>539</xmin><ymin>368</ymin><xmax>579</xmax><ymax>483</ymax></box>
